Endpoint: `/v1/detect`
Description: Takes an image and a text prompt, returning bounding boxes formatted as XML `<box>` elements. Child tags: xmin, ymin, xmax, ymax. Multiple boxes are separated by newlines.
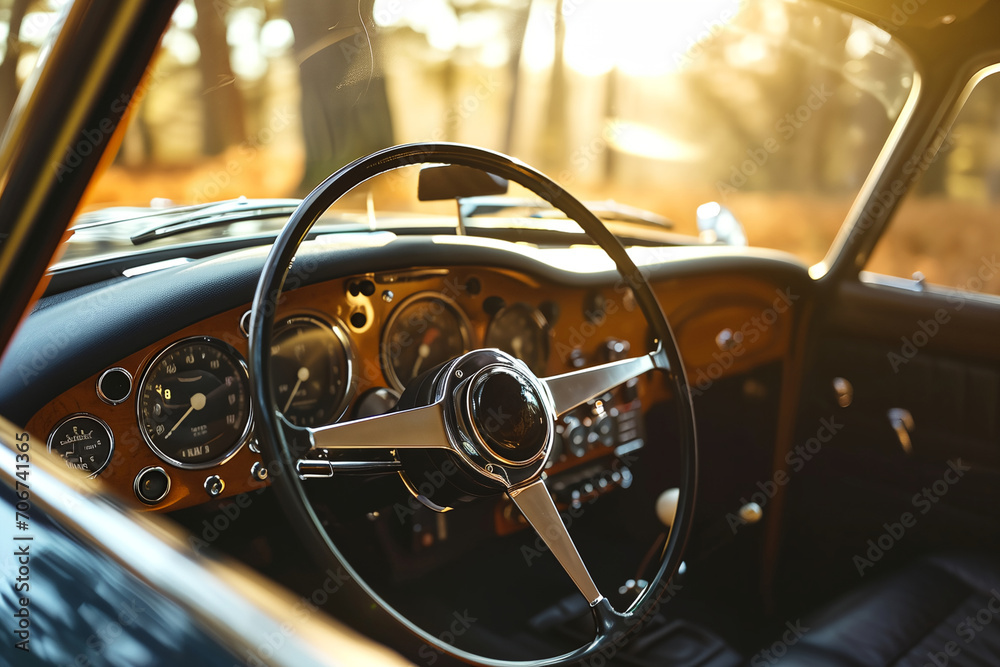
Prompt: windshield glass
<box><xmin>4</xmin><ymin>0</ymin><xmax>915</xmax><ymax>266</ymax></box>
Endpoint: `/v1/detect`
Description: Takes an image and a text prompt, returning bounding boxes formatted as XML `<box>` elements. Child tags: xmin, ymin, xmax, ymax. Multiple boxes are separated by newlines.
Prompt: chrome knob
<box><xmin>204</xmin><ymin>475</ymin><xmax>225</xmax><ymax>497</ymax></box>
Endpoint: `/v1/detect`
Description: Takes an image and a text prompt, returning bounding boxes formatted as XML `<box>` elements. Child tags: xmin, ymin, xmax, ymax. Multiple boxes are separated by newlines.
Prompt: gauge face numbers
<box><xmin>271</xmin><ymin>316</ymin><xmax>352</xmax><ymax>427</ymax></box>
<box><xmin>485</xmin><ymin>303</ymin><xmax>550</xmax><ymax>375</ymax></box>
<box><xmin>137</xmin><ymin>337</ymin><xmax>252</xmax><ymax>468</ymax></box>
<box><xmin>382</xmin><ymin>293</ymin><xmax>472</xmax><ymax>391</ymax></box>
<box><xmin>48</xmin><ymin>414</ymin><xmax>114</xmax><ymax>476</ymax></box>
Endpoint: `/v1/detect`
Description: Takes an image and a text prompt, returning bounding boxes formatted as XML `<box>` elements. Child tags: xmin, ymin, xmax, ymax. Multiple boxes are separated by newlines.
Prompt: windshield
<box><xmin>3</xmin><ymin>0</ymin><xmax>915</xmax><ymax>266</ymax></box>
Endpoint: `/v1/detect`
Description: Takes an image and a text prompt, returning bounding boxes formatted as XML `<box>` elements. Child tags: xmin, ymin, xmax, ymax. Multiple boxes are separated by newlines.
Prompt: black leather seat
<box><xmin>768</xmin><ymin>553</ymin><xmax>1000</xmax><ymax>666</ymax></box>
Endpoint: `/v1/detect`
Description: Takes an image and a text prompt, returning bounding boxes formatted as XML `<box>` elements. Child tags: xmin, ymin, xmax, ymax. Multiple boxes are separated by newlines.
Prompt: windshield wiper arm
<box><xmin>128</xmin><ymin>198</ymin><xmax>301</xmax><ymax>245</ymax></box>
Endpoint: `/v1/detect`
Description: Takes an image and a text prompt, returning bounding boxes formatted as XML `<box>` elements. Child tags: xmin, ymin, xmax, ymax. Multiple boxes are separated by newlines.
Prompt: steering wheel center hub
<box><xmin>470</xmin><ymin>367</ymin><xmax>548</xmax><ymax>464</ymax></box>
<box><xmin>441</xmin><ymin>349</ymin><xmax>554</xmax><ymax>483</ymax></box>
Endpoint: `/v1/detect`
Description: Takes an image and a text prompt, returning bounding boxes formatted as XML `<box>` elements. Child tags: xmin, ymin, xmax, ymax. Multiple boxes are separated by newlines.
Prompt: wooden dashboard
<box><xmin>26</xmin><ymin>265</ymin><xmax>795</xmax><ymax>512</ymax></box>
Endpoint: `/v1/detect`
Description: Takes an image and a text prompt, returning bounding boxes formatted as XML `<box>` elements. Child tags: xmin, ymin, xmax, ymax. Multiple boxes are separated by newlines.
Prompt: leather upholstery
<box><xmin>768</xmin><ymin>554</ymin><xmax>1000</xmax><ymax>666</ymax></box>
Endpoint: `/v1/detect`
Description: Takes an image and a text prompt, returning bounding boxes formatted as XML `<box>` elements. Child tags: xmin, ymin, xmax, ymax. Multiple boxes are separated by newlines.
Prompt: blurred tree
<box><xmin>682</xmin><ymin>2</ymin><xmax>851</xmax><ymax>193</ymax></box>
<box><xmin>0</xmin><ymin>0</ymin><xmax>30</xmax><ymax>127</ymax></box>
<box><xmin>286</xmin><ymin>0</ymin><xmax>394</xmax><ymax>191</ymax></box>
<box><xmin>502</xmin><ymin>1</ymin><xmax>530</xmax><ymax>154</ymax></box>
<box><xmin>194</xmin><ymin>0</ymin><xmax>247</xmax><ymax>154</ymax></box>
<box><xmin>541</xmin><ymin>0</ymin><xmax>567</xmax><ymax>170</ymax></box>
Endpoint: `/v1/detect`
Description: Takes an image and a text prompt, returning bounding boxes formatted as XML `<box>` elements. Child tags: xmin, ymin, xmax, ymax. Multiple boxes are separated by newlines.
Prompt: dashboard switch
<box><xmin>603</xmin><ymin>339</ymin><xmax>630</xmax><ymax>361</ymax></box>
<box><xmin>888</xmin><ymin>408</ymin><xmax>914</xmax><ymax>454</ymax></box>
<box><xmin>204</xmin><ymin>474</ymin><xmax>225</xmax><ymax>497</ymax></box>
<box><xmin>715</xmin><ymin>328</ymin><xmax>742</xmax><ymax>352</ymax></box>
<box><xmin>833</xmin><ymin>377</ymin><xmax>854</xmax><ymax>408</ymax></box>
<box><xmin>251</xmin><ymin>462</ymin><xmax>268</xmax><ymax>481</ymax></box>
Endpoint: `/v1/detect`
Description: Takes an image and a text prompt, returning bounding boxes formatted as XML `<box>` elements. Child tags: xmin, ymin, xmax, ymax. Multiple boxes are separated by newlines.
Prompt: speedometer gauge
<box><xmin>382</xmin><ymin>292</ymin><xmax>472</xmax><ymax>391</ymax></box>
<box><xmin>137</xmin><ymin>337</ymin><xmax>252</xmax><ymax>468</ymax></box>
<box><xmin>271</xmin><ymin>315</ymin><xmax>353</xmax><ymax>427</ymax></box>
<box><xmin>485</xmin><ymin>303</ymin><xmax>550</xmax><ymax>375</ymax></box>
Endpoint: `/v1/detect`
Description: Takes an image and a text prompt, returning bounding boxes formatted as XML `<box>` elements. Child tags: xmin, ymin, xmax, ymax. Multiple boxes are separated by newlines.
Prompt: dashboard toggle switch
<box><xmin>888</xmin><ymin>408</ymin><xmax>914</xmax><ymax>454</ymax></box>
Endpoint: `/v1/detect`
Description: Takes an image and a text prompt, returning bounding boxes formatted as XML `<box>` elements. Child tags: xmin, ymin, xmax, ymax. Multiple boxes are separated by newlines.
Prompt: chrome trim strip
<box><xmin>816</xmin><ymin>66</ymin><xmax>923</xmax><ymax>279</ymax></box>
<box><xmin>398</xmin><ymin>470</ymin><xmax>453</xmax><ymax>512</ymax></box>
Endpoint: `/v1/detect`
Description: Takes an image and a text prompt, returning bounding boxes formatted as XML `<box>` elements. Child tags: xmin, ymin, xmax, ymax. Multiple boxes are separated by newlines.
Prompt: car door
<box><xmin>778</xmin><ymin>66</ymin><xmax>1000</xmax><ymax>604</ymax></box>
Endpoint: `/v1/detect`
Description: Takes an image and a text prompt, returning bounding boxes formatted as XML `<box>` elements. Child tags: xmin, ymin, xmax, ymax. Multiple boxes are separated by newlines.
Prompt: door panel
<box><xmin>777</xmin><ymin>278</ymin><xmax>1000</xmax><ymax>607</ymax></box>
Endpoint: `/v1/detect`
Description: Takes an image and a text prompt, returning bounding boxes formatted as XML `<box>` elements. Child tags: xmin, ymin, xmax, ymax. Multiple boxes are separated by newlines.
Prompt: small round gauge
<box><xmin>137</xmin><ymin>337</ymin><xmax>252</xmax><ymax>469</ymax></box>
<box><xmin>485</xmin><ymin>302</ymin><xmax>550</xmax><ymax>375</ymax></box>
<box><xmin>382</xmin><ymin>292</ymin><xmax>472</xmax><ymax>391</ymax></box>
<box><xmin>271</xmin><ymin>315</ymin><xmax>353</xmax><ymax>427</ymax></box>
<box><xmin>47</xmin><ymin>414</ymin><xmax>114</xmax><ymax>476</ymax></box>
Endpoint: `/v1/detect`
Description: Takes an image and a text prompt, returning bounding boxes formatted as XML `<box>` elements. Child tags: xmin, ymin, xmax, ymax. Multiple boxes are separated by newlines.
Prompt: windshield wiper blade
<box><xmin>459</xmin><ymin>196</ymin><xmax>674</xmax><ymax>229</ymax></box>
<box><xmin>128</xmin><ymin>198</ymin><xmax>301</xmax><ymax>244</ymax></box>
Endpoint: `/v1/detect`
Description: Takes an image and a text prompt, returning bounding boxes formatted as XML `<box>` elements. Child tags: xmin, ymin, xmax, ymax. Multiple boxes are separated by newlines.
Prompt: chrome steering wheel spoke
<box><xmin>508</xmin><ymin>479</ymin><xmax>603</xmax><ymax>606</ymax></box>
<box><xmin>541</xmin><ymin>346</ymin><xmax>667</xmax><ymax>416</ymax></box>
<box><xmin>306</xmin><ymin>401</ymin><xmax>453</xmax><ymax>451</ymax></box>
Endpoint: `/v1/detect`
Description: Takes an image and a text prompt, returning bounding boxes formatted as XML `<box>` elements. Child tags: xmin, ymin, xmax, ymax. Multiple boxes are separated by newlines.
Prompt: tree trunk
<box><xmin>193</xmin><ymin>0</ymin><xmax>246</xmax><ymax>155</ymax></box>
<box><xmin>541</xmin><ymin>0</ymin><xmax>568</xmax><ymax>170</ymax></box>
<box><xmin>286</xmin><ymin>0</ymin><xmax>395</xmax><ymax>192</ymax></box>
<box><xmin>0</xmin><ymin>0</ymin><xmax>30</xmax><ymax>128</ymax></box>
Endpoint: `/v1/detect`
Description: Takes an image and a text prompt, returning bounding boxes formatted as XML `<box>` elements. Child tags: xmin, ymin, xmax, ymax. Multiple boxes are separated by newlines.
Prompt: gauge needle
<box><xmin>164</xmin><ymin>392</ymin><xmax>206</xmax><ymax>440</ymax></box>
<box><xmin>411</xmin><ymin>329</ymin><xmax>439</xmax><ymax>379</ymax></box>
<box><xmin>283</xmin><ymin>366</ymin><xmax>310</xmax><ymax>413</ymax></box>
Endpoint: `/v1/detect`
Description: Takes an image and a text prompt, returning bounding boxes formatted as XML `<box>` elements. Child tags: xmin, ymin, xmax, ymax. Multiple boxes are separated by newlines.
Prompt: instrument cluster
<box><xmin>38</xmin><ymin>267</ymin><xmax>599</xmax><ymax>511</ymax></box>
<box><xmin>27</xmin><ymin>261</ymin><xmax>793</xmax><ymax>518</ymax></box>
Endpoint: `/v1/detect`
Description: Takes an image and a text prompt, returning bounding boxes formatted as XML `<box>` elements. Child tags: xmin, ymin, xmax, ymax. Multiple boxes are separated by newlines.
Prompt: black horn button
<box><xmin>471</xmin><ymin>369</ymin><xmax>548</xmax><ymax>464</ymax></box>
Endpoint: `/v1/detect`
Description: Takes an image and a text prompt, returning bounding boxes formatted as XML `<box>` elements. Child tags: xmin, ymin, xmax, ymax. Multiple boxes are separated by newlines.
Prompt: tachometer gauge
<box><xmin>485</xmin><ymin>302</ymin><xmax>550</xmax><ymax>375</ymax></box>
<box><xmin>382</xmin><ymin>292</ymin><xmax>472</xmax><ymax>391</ymax></box>
<box><xmin>271</xmin><ymin>315</ymin><xmax>353</xmax><ymax>427</ymax></box>
<box><xmin>137</xmin><ymin>337</ymin><xmax>252</xmax><ymax>468</ymax></box>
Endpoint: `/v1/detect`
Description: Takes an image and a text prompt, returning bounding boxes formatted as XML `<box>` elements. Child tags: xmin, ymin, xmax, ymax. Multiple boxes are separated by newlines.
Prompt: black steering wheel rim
<box><xmin>249</xmin><ymin>142</ymin><xmax>698</xmax><ymax>666</ymax></box>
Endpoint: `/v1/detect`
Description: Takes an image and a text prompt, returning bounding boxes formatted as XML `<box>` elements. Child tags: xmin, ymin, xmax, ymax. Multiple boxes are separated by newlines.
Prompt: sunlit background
<box><xmin>0</xmin><ymin>0</ymin><xmax>996</xmax><ymax>291</ymax></box>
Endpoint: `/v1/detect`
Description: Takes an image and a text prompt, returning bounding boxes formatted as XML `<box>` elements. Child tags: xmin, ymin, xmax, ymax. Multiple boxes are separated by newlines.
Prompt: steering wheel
<box><xmin>248</xmin><ymin>143</ymin><xmax>697</xmax><ymax>666</ymax></box>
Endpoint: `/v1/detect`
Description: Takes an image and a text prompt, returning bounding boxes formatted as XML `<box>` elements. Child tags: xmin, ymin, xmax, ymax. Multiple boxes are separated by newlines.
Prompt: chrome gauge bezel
<box><xmin>271</xmin><ymin>313</ymin><xmax>356</xmax><ymax>427</ymax></box>
<box><xmin>95</xmin><ymin>367</ymin><xmax>133</xmax><ymax>405</ymax></box>
<box><xmin>484</xmin><ymin>302</ymin><xmax>551</xmax><ymax>375</ymax></box>
<box><xmin>46</xmin><ymin>412</ymin><xmax>115</xmax><ymax>478</ymax></box>
<box><xmin>380</xmin><ymin>291</ymin><xmax>474</xmax><ymax>392</ymax></box>
<box><xmin>136</xmin><ymin>335</ymin><xmax>253</xmax><ymax>470</ymax></box>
